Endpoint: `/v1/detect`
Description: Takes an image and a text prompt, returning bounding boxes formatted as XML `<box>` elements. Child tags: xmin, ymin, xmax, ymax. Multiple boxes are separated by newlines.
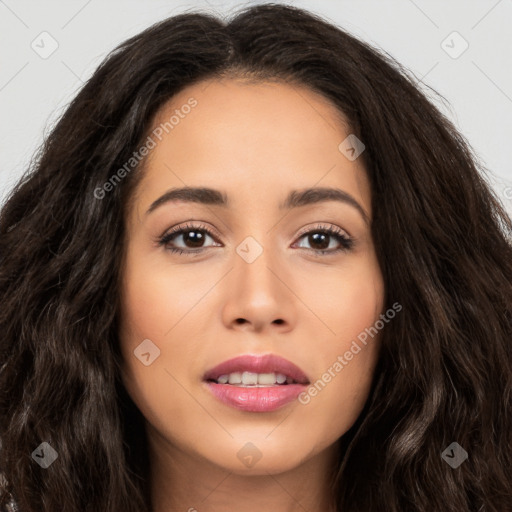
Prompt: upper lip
<box><xmin>203</xmin><ymin>354</ymin><xmax>310</xmax><ymax>384</ymax></box>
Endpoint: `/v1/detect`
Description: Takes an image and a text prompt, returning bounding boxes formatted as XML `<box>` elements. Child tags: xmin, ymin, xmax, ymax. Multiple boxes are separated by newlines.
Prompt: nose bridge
<box><xmin>234</xmin><ymin>233</ymin><xmax>281</xmax><ymax>297</ymax></box>
<box><xmin>227</xmin><ymin>226</ymin><xmax>298</xmax><ymax>318</ymax></box>
<box><xmin>219</xmin><ymin>217</ymin><xmax>298</xmax><ymax>332</ymax></box>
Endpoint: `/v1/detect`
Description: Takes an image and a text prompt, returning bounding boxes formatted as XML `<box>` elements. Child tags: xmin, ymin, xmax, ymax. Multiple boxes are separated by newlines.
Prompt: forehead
<box><xmin>152</xmin><ymin>77</ymin><xmax>350</xmax><ymax>148</ymax></box>
<box><xmin>134</xmin><ymin>78</ymin><xmax>371</xmax><ymax>216</ymax></box>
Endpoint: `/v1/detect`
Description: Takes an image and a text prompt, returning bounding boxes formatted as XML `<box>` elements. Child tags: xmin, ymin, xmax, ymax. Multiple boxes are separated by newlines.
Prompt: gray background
<box><xmin>1</xmin><ymin>0</ymin><xmax>511</xmax><ymax>213</ymax></box>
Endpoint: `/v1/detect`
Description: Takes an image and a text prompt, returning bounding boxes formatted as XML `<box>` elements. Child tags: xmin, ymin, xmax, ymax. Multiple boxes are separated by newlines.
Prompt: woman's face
<box><xmin>119</xmin><ymin>77</ymin><xmax>384</xmax><ymax>475</ymax></box>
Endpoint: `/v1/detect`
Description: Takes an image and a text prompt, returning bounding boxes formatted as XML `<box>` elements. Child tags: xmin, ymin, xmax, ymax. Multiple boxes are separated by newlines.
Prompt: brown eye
<box><xmin>294</xmin><ymin>225</ymin><xmax>354</xmax><ymax>255</ymax></box>
<box><xmin>158</xmin><ymin>223</ymin><xmax>221</xmax><ymax>255</ymax></box>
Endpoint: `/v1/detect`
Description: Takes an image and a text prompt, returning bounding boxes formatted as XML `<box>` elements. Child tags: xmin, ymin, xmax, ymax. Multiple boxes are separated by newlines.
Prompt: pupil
<box><xmin>184</xmin><ymin>230</ymin><xmax>204</xmax><ymax>248</ymax></box>
<box><xmin>310</xmin><ymin>232</ymin><xmax>328</xmax><ymax>250</ymax></box>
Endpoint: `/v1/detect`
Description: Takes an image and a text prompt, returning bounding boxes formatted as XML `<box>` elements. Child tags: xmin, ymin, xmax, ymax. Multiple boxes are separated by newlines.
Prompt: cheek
<box><xmin>118</xmin><ymin>246</ymin><xmax>178</xmax><ymax>404</ymax></box>
<box><xmin>296</xmin><ymin>256</ymin><xmax>383</xmax><ymax>428</ymax></box>
<box><xmin>118</xmin><ymin>244</ymin><xmax>216</xmax><ymax>415</ymax></box>
<box><xmin>297</xmin><ymin>326</ymin><xmax>381</xmax><ymax>444</ymax></box>
<box><xmin>300</xmin><ymin>251</ymin><xmax>383</xmax><ymax>343</ymax></box>
<box><xmin>119</xmin><ymin>241</ymin><xmax>205</xmax><ymax>343</ymax></box>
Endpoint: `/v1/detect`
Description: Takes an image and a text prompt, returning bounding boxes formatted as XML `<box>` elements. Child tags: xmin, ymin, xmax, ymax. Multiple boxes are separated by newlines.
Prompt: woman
<box><xmin>0</xmin><ymin>4</ymin><xmax>511</xmax><ymax>511</ymax></box>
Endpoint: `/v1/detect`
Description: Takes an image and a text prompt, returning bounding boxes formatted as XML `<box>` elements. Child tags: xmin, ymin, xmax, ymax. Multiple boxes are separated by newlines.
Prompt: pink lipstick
<box><xmin>203</xmin><ymin>353</ymin><xmax>310</xmax><ymax>412</ymax></box>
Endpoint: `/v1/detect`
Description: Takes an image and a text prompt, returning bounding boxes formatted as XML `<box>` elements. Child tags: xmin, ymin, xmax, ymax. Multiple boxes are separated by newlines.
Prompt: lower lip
<box><xmin>204</xmin><ymin>381</ymin><xmax>307</xmax><ymax>412</ymax></box>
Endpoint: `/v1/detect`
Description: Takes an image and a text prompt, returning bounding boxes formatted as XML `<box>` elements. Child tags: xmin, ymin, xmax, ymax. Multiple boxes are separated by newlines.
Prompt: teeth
<box><xmin>242</xmin><ymin>371</ymin><xmax>259</xmax><ymax>385</ymax></box>
<box><xmin>215</xmin><ymin>372</ymin><xmax>294</xmax><ymax>386</ymax></box>
<box><xmin>256</xmin><ymin>372</ymin><xmax>275</xmax><ymax>385</ymax></box>
<box><xmin>276</xmin><ymin>373</ymin><xmax>287</xmax><ymax>384</ymax></box>
<box><xmin>228</xmin><ymin>372</ymin><xmax>242</xmax><ymax>384</ymax></box>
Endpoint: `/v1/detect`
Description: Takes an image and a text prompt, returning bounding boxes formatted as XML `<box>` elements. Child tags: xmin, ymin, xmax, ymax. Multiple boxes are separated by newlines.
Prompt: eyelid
<box><xmin>159</xmin><ymin>222</ymin><xmax>350</xmax><ymax>243</ymax></box>
<box><xmin>291</xmin><ymin>223</ymin><xmax>354</xmax><ymax>253</ymax></box>
<box><xmin>294</xmin><ymin>222</ymin><xmax>351</xmax><ymax>240</ymax></box>
<box><xmin>157</xmin><ymin>221</ymin><xmax>355</xmax><ymax>255</ymax></box>
<box><xmin>159</xmin><ymin>221</ymin><xmax>222</xmax><ymax>242</ymax></box>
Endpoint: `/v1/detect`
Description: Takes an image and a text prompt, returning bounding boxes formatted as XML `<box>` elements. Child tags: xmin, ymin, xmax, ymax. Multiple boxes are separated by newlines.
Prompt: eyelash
<box><xmin>157</xmin><ymin>222</ymin><xmax>354</xmax><ymax>257</ymax></box>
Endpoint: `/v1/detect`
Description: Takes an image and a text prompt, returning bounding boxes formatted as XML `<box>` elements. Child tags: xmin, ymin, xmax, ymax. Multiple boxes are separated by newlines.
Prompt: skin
<box><xmin>119</xmin><ymin>77</ymin><xmax>385</xmax><ymax>512</ymax></box>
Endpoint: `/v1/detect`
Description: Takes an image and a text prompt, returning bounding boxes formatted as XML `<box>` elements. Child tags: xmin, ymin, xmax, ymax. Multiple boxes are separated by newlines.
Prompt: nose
<box><xmin>220</xmin><ymin>241</ymin><xmax>297</xmax><ymax>333</ymax></box>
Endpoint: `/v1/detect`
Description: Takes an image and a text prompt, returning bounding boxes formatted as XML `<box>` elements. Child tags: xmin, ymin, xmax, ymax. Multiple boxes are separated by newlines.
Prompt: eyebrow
<box><xmin>146</xmin><ymin>186</ymin><xmax>369</xmax><ymax>224</ymax></box>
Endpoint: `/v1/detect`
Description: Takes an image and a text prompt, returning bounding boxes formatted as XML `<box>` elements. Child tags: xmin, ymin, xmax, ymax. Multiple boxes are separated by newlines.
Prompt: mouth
<box><xmin>203</xmin><ymin>353</ymin><xmax>310</xmax><ymax>385</ymax></box>
<box><xmin>203</xmin><ymin>353</ymin><xmax>310</xmax><ymax>412</ymax></box>
<box><xmin>206</xmin><ymin>371</ymin><xmax>303</xmax><ymax>386</ymax></box>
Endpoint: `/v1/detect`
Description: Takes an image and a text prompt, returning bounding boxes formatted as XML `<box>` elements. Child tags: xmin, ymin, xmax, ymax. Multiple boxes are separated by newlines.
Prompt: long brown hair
<box><xmin>1</xmin><ymin>4</ymin><xmax>511</xmax><ymax>511</ymax></box>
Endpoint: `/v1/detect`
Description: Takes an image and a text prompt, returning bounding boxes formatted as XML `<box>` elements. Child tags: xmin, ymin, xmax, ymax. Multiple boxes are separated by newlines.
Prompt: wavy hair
<box><xmin>1</xmin><ymin>4</ymin><xmax>511</xmax><ymax>511</ymax></box>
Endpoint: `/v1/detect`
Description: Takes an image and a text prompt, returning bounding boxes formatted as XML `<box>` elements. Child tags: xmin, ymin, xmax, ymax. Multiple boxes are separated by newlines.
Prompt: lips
<box><xmin>203</xmin><ymin>353</ymin><xmax>310</xmax><ymax>385</ymax></box>
<box><xmin>202</xmin><ymin>353</ymin><xmax>311</xmax><ymax>412</ymax></box>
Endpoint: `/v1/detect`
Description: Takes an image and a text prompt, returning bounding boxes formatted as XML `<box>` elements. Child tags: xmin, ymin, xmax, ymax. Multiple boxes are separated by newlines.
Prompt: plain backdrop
<box><xmin>1</xmin><ymin>0</ymin><xmax>511</xmax><ymax>214</ymax></box>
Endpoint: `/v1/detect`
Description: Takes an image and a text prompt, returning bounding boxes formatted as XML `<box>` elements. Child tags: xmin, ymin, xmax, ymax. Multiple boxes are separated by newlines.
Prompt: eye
<box><xmin>158</xmin><ymin>222</ymin><xmax>220</xmax><ymax>255</ymax></box>
<box><xmin>157</xmin><ymin>222</ymin><xmax>354</xmax><ymax>257</ymax></box>
<box><xmin>293</xmin><ymin>224</ymin><xmax>354</xmax><ymax>255</ymax></box>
